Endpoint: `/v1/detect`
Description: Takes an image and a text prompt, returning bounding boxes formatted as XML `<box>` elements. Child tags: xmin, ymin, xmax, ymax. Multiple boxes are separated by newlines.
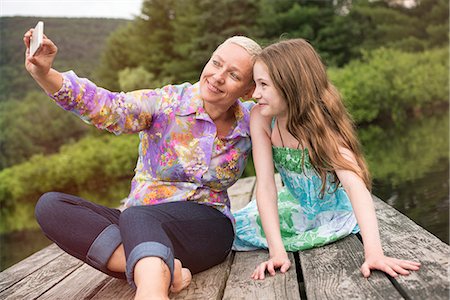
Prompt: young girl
<box><xmin>233</xmin><ymin>39</ymin><xmax>421</xmax><ymax>279</ymax></box>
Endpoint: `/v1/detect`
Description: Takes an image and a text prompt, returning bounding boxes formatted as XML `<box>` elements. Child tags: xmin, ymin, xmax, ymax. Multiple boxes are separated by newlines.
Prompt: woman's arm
<box><xmin>23</xmin><ymin>29</ymin><xmax>161</xmax><ymax>135</ymax></box>
<box><xmin>336</xmin><ymin>148</ymin><xmax>421</xmax><ymax>278</ymax></box>
<box><xmin>250</xmin><ymin>106</ymin><xmax>291</xmax><ymax>280</ymax></box>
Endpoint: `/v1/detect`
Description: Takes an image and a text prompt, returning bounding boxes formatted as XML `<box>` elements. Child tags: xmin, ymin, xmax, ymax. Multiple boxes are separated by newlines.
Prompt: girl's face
<box><xmin>252</xmin><ymin>61</ymin><xmax>288</xmax><ymax>118</ymax></box>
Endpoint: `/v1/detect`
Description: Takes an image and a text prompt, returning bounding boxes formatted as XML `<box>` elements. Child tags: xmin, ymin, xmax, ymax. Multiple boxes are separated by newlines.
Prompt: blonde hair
<box><xmin>218</xmin><ymin>36</ymin><xmax>262</xmax><ymax>60</ymax></box>
<box><xmin>258</xmin><ymin>39</ymin><xmax>371</xmax><ymax>195</ymax></box>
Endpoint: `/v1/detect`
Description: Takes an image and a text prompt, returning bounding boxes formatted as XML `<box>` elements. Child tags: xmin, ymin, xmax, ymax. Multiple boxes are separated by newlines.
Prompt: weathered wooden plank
<box><xmin>91</xmin><ymin>254</ymin><xmax>235</xmax><ymax>300</ymax></box>
<box><xmin>170</xmin><ymin>252</ymin><xmax>235</xmax><ymax>300</ymax></box>
<box><xmin>90</xmin><ymin>278</ymin><xmax>134</xmax><ymax>300</ymax></box>
<box><xmin>229</xmin><ymin>176</ymin><xmax>256</xmax><ymax>212</ymax></box>
<box><xmin>228</xmin><ymin>176</ymin><xmax>256</xmax><ymax>197</ymax></box>
<box><xmin>373</xmin><ymin>195</ymin><xmax>449</xmax><ymax>300</ymax></box>
<box><xmin>37</xmin><ymin>263</ymin><xmax>112</xmax><ymax>300</ymax></box>
<box><xmin>0</xmin><ymin>244</ymin><xmax>64</xmax><ymax>292</ymax></box>
<box><xmin>300</xmin><ymin>235</ymin><xmax>402</xmax><ymax>300</ymax></box>
<box><xmin>230</xmin><ymin>192</ymin><xmax>254</xmax><ymax>212</ymax></box>
<box><xmin>223</xmin><ymin>250</ymin><xmax>300</xmax><ymax>300</ymax></box>
<box><xmin>0</xmin><ymin>252</ymin><xmax>83</xmax><ymax>300</ymax></box>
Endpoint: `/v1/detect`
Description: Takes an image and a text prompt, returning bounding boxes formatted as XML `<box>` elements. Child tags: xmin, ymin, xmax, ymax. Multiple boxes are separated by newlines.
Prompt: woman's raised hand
<box><xmin>23</xmin><ymin>29</ymin><xmax>58</xmax><ymax>79</ymax></box>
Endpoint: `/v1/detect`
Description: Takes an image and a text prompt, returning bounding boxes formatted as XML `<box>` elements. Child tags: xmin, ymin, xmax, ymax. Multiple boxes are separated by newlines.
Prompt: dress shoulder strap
<box><xmin>270</xmin><ymin>117</ymin><xmax>276</xmax><ymax>132</ymax></box>
<box><xmin>276</xmin><ymin>118</ymin><xmax>286</xmax><ymax>148</ymax></box>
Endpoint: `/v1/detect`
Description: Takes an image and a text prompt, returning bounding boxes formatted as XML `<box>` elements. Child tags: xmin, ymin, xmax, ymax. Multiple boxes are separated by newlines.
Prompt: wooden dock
<box><xmin>1</xmin><ymin>175</ymin><xmax>448</xmax><ymax>299</ymax></box>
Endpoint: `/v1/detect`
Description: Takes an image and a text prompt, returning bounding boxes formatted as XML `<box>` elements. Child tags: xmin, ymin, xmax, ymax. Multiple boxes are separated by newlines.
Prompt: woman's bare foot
<box><xmin>170</xmin><ymin>259</ymin><xmax>192</xmax><ymax>293</ymax></box>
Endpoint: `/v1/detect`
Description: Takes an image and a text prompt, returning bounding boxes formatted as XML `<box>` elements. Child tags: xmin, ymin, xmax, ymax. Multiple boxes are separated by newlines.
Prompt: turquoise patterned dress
<box><xmin>233</xmin><ymin>146</ymin><xmax>360</xmax><ymax>252</ymax></box>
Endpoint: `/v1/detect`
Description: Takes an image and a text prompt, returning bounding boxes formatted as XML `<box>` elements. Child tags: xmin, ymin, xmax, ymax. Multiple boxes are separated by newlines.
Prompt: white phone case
<box><xmin>30</xmin><ymin>21</ymin><xmax>44</xmax><ymax>57</ymax></box>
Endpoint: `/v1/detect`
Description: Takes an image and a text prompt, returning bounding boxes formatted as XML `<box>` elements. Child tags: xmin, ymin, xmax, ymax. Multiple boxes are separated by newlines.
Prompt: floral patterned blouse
<box><xmin>49</xmin><ymin>71</ymin><xmax>254</xmax><ymax>222</ymax></box>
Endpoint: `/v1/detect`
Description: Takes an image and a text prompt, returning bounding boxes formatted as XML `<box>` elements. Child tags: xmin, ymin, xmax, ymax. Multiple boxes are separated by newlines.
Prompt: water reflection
<box><xmin>0</xmin><ymin>179</ymin><xmax>131</xmax><ymax>270</ymax></box>
<box><xmin>0</xmin><ymin>229</ymin><xmax>52</xmax><ymax>270</ymax></box>
<box><xmin>373</xmin><ymin>158</ymin><xmax>449</xmax><ymax>243</ymax></box>
<box><xmin>359</xmin><ymin>111</ymin><xmax>449</xmax><ymax>243</ymax></box>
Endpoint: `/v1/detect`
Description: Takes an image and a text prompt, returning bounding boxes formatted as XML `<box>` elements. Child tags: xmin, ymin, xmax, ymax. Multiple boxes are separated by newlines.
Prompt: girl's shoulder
<box><xmin>249</xmin><ymin>105</ymin><xmax>273</xmax><ymax>138</ymax></box>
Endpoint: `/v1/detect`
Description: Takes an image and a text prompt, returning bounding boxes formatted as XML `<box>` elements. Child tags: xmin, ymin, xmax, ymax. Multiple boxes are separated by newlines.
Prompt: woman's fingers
<box><xmin>24</xmin><ymin>29</ymin><xmax>37</xmax><ymax>45</ymax></box>
<box><xmin>24</xmin><ymin>30</ymin><xmax>32</xmax><ymax>48</ymax></box>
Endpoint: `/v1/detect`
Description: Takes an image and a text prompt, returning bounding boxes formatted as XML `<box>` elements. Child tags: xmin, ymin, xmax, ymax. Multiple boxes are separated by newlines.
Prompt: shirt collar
<box><xmin>176</xmin><ymin>82</ymin><xmax>251</xmax><ymax>138</ymax></box>
<box><xmin>175</xmin><ymin>82</ymin><xmax>204</xmax><ymax>117</ymax></box>
<box><xmin>228</xmin><ymin>100</ymin><xmax>251</xmax><ymax>139</ymax></box>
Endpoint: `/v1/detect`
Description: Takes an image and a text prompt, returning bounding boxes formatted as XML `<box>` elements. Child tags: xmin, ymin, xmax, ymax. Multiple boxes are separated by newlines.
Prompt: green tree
<box><xmin>118</xmin><ymin>66</ymin><xmax>172</xmax><ymax>91</ymax></box>
<box><xmin>345</xmin><ymin>0</ymin><xmax>448</xmax><ymax>53</ymax></box>
<box><xmin>360</xmin><ymin>112</ymin><xmax>449</xmax><ymax>185</ymax></box>
<box><xmin>255</xmin><ymin>0</ymin><xmax>362</xmax><ymax>66</ymax></box>
<box><xmin>96</xmin><ymin>0</ymin><xmax>176</xmax><ymax>89</ymax></box>
<box><xmin>329</xmin><ymin>47</ymin><xmax>448</xmax><ymax>123</ymax></box>
<box><xmin>0</xmin><ymin>134</ymin><xmax>138</xmax><ymax>220</ymax></box>
<box><xmin>95</xmin><ymin>23</ymin><xmax>143</xmax><ymax>90</ymax></box>
<box><xmin>413</xmin><ymin>0</ymin><xmax>449</xmax><ymax>47</ymax></box>
<box><xmin>97</xmin><ymin>0</ymin><xmax>260</xmax><ymax>88</ymax></box>
<box><xmin>349</xmin><ymin>1</ymin><xmax>424</xmax><ymax>51</ymax></box>
<box><xmin>164</xmin><ymin>0</ymin><xmax>260</xmax><ymax>82</ymax></box>
<box><xmin>253</xmin><ymin>0</ymin><xmax>448</xmax><ymax>66</ymax></box>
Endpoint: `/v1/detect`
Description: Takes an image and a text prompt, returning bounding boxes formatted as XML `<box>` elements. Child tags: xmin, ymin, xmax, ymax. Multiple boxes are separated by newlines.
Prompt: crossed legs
<box><xmin>35</xmin><ymin>192</ymin><xmax>234</xmax><ymax>299</ymax></box>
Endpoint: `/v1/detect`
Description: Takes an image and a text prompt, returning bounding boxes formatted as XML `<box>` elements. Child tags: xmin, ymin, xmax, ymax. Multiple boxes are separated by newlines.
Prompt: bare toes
<box><xmin>170</xmin><ymin>260</ymin><xmax>191</xmax><ymax>293</ymax></box>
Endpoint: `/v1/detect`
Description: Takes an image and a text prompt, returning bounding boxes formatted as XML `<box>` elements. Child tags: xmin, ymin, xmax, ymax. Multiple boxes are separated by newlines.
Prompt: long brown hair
<box><xmin>258</xmin><ymin>39</ymin><xmax>371</xmax><ymax>195</ymax></box>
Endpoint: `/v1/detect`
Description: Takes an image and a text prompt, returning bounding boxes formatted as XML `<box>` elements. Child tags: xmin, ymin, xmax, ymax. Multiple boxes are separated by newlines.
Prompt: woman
<box><xmin>24</xmin><ymin>28</ymin><xmax>261</xmax><ymax>300</ymax></box>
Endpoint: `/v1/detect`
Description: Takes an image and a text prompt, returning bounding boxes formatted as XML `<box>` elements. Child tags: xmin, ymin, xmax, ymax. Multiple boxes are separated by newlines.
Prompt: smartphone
<box><xmin>30</xmin><ymin>21</ymin><xmax>44</xmax><ymax>57</ymax></box>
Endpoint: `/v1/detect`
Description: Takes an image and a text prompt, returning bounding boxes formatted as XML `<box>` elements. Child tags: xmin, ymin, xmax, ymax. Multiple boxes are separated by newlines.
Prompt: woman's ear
<box><xmin>242</xmin><ymin>84</ymin><xmax>256</xmax><ymax>100</ymax></box>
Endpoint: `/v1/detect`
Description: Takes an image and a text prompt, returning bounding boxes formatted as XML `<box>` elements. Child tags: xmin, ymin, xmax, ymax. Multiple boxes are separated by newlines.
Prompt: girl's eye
<box><xmin>260</xmin><ymin>82</ymin><xmax>267</xmax><ymax>87</ymax></box>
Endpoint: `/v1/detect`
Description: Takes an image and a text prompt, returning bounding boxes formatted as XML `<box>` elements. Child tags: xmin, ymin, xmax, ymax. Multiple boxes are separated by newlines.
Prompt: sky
<box><xmin>0</xmin><ymin>0</ymin><xmax>144</xmax><ymax>19</ymax></box>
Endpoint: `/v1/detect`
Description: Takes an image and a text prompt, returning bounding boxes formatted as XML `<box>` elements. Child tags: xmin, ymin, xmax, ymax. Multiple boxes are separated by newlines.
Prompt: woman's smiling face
<box><xmin>199</xmin><ymin>42</ymin><xmax>254</xmax><ymax>109</ymax></box>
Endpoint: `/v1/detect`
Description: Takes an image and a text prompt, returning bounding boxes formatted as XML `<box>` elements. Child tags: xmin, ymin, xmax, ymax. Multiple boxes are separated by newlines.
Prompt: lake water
<box><xmin>1</xmin><ymin>112</ymin><xmax>448</xmax><ymax>271</ymax></box>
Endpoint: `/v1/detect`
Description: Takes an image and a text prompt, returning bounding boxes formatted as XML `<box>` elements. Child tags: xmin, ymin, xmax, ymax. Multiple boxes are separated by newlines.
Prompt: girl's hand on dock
<box><xmin>251</xmin><ymin>253</ymin><xmax>291</xmax><ymax>280</ymax></box>
<box><xmin>23</xmin><ymin>29</ymin><xmax>58</xmax><ymax>79</ymax></box>
<box><xmin>360</xmin><ymin>254</ymin><xmax>421</xmax><ymax>278</ymax></box>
